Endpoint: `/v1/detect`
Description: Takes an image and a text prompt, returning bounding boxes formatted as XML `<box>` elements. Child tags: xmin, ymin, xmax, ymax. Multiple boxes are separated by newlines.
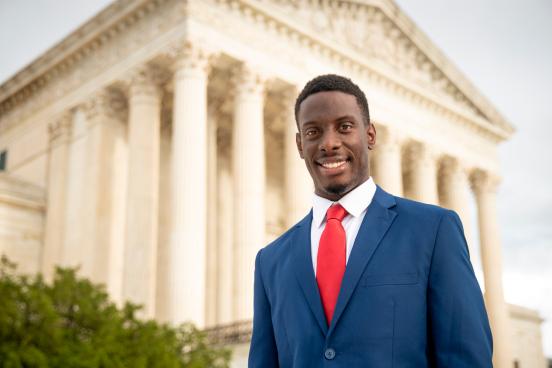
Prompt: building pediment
<box><xmin>262</xmin><ymin>0</ymin><xmax>513</xmax><ymax>134</ymax></box>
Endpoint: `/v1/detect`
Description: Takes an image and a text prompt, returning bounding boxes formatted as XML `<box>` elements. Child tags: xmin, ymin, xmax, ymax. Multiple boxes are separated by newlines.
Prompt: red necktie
<box><xmin>316</xmin><ymin>203</ymin><xmax>348</xmax><ymax>325</ymax></box>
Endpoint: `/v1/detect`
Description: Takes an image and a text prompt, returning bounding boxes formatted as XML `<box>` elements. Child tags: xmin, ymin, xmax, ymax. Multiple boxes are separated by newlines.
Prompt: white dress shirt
<box><xmin>310</xmin><ymin>177</ymin><xmax>377</xmax><ymax>275</ymax></box>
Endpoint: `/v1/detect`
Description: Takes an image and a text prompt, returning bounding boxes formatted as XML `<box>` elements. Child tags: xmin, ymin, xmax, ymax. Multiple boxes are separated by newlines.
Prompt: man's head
<box><xmin>295</xmin><ymin>74</ymin><xmax>376</xmax><ymax>201</ymax></box>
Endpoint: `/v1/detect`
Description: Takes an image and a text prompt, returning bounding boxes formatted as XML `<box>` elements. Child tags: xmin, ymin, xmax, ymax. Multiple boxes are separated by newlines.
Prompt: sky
<box><xmin>1</xmin><ymin>0</ymin><xmax>551</xmax><ymax>358</ymax></box>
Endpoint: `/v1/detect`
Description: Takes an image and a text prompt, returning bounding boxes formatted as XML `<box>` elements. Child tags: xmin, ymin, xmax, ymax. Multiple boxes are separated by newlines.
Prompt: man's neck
<box><xmin>315</xmin><ymin>177</ymin><xmax>371</xmax><ymax>202</ymax></box>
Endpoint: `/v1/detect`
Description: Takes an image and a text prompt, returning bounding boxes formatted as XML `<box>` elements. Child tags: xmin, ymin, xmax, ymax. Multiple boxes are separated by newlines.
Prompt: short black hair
<box><xmin>294</xmin><ymin>74</ymin><xmax>370</xmax><ymax>127</ymax></box>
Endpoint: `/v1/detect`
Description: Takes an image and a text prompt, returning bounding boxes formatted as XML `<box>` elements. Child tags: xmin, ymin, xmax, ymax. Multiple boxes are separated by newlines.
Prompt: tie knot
<box><xmin>326</xmin><ymin>204</ymin><xmax>348</xmax><ymax>222</ymax></box>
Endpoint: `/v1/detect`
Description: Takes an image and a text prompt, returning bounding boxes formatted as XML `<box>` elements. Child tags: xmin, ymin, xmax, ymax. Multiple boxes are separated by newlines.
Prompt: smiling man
<box><xmin>248</xmin><ymin>74</ymin><xmax>492</xmax><ymax>367</ymax></box>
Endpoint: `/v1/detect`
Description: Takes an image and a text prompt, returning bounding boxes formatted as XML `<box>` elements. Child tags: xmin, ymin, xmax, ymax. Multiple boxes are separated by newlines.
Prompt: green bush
<box><xmin>0</xmin><ymin>256</ymin><xmax>230</xmax><ymax>368</ymax></box>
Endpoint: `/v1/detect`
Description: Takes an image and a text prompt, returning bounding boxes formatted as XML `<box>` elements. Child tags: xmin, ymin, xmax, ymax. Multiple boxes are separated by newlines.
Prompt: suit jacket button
<box><xmin>324</xmin><ymin>348</ymin><xmax>336</xmax><ymax>360</ymax></box>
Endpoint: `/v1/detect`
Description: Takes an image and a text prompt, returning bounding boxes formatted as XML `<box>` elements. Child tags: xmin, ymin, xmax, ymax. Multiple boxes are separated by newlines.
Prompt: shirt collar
<box><xmin>312</xmin><ymin>177</ymin><xmax>377</xmax><ymax>229</ymax></box>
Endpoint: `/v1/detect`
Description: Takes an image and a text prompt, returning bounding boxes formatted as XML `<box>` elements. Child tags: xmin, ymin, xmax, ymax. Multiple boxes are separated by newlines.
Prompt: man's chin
<box><xmin>325</xmin><ymin>183</ymin><xmax>349</xmax><ymax>196</ymax></box>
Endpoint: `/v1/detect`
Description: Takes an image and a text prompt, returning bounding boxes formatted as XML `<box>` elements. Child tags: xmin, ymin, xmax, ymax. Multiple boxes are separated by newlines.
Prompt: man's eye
<box><xmin>341</xmin><ymin>122</ymin><xmax>353</xmax><ymax>130</ymax></box>
<box><xmin>305</xmin><ymin>129</ymin><xmax>318</xmax><ymax>136</ymax></box>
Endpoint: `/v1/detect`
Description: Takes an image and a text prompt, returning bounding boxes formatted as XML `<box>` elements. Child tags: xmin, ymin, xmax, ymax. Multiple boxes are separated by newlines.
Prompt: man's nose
<box><xmin>319</xmin><ymin>130</ymin><xmax>341</xmax><ymax>152</ymax></box>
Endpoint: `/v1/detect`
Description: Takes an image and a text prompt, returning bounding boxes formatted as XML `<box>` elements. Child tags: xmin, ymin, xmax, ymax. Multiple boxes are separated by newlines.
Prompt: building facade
<box><xmin>0</xmin><ymin>0</ymin><xmax>546</xmax><ymax>367</ymax></box>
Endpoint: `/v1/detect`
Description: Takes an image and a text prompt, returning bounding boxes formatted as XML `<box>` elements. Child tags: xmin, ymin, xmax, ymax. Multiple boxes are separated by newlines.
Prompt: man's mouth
<box><xmin>320</xmin><ymin>160</ymin><xmax>347</xmax><ymax>169</ymax></box>
<box><xmin>316</xmin><ymin>158</ymin><xmax>351</xmax><ymax>173</ymax></box>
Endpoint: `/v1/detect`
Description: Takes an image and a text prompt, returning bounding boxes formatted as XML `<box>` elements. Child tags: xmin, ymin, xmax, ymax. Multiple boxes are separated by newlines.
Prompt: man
<box><xmin>248</xmin><ymin>74</ymin><xmax>492</xmax><ymax>367</ymax></box>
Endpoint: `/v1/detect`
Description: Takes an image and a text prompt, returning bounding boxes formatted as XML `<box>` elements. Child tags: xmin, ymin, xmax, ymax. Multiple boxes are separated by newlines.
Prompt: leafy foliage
<box><xmin>0</xmin><ymin>256</ymin><xmax>231</xmax><ymax>368</ymax></box>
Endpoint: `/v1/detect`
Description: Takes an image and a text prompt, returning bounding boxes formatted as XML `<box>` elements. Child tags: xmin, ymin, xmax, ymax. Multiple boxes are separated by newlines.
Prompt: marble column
<box><xmin>232</xmin><ymin>64</ymin><xmax>266</xmax><ymax>321</ymax></box>
<box><xmin>122</xmin><ymin>67</ymin><xmax>162</xmax><ymax>318</ymax></box>
<box><xmin>82</xmin><ymin>89</ymin><xmax>127</xmax><ymax>295</ymax></box>
<box><xmin>471</xmin><ymin>170</ymin><xmax>513</xmax><ymax>368</ymax></box>
<box><xmin>167</xmin><ymin>43</ymin><xmax>210</xmax><ymax>326</ymax></box>
<box><xmin>406</xmin><ymin>142</ymin><xmax>438</xmax><ymax>204</ymax></box>
<box><xmin>217</xmin><ymin>152</ymin><xmax>234</xmax><ymax>324</ymax></box>
<box><xmin>439</xmin><ymin>157</ymin><xmax>473</xmax><ymax>248</ymax></box>
<box><xmin>42</xmin><ymin>112</ymin><xmax>72</xmax><ymax>282</ymax></box>
<box><xmin>155</xmin><ymin>114</ymin><xmax>172</xmax><ymax>322</ymax></box>
<box><xmin>61</xmin><ymin>107</ymin><xmax>89</xmax><ymax>270</ymax></box>
<box><xmin>205</xmin><ymin>109</ymin><xmax>218</xmax><ymax>326</ymax></box>
<box><xmin>284</xmin><ymin>87</ymin><xmax>312</xmax><ymax>227</ymax></box>
<box><xmin>372</xmin><ymin>126</ymin><xmax>403</xmax><ymax>196</ymax></box>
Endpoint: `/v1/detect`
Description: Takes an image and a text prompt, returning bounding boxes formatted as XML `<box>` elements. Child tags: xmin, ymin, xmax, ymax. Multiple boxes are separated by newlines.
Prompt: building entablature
<box><xmin>0</xmin><ymin>0</ymin><xmax>513</xmax><ymax>146</ymax></box>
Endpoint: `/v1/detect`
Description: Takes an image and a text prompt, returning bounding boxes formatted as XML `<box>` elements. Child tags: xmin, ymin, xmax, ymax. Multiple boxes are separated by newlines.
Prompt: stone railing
<box><xmin>204</xmin><ymin>320</ymin><xmax>252</xmax><ymax>346</ymax></box>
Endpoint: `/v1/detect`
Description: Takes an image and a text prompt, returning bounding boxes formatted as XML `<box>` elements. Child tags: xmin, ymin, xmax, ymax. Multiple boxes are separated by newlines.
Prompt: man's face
<box><xmin>296</xmin><ymin>91</ymin><xmax>376</xmax><ymax>201</ymax></box>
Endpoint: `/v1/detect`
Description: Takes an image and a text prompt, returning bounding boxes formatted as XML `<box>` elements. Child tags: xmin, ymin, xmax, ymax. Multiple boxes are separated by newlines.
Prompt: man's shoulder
<box><xmin>257</xmin><ymin>212</ymin><xmax>310</xmax><ymax>260</ymax></box>
<box><xmin>376</xmin><ymin>187</ymin><xmax>452</xmax><ymax>226</ymax></box>
<box><xmin>394</xmin><ymin>195</ymin><xmax>446</xmax><ymax>216</ymax></box>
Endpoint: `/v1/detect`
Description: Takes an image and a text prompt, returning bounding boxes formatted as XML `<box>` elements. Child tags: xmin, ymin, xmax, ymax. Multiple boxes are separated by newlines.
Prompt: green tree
<box><xmin>0</xmin><ymin>256</ymin><xmax>231</xmax><ymax>368</ymax></box>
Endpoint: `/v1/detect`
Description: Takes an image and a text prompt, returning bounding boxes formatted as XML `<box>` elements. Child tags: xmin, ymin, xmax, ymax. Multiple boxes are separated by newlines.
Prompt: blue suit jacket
<box><xmin>249</xmin><ymin>186</ymin><xmax>492</xmax><ymax>367</ymax></box>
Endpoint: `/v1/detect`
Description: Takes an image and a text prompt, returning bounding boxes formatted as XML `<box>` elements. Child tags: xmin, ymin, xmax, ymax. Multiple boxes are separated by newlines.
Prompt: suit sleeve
<box><xmin>428</xmin><ymin>210</ymin><xmax>493</xmax><ymax>367</ymax></box>
<box><xmin>248</xmin><ymin>249</ymin><xmax>279</xmax><ymax>368</ymax></box>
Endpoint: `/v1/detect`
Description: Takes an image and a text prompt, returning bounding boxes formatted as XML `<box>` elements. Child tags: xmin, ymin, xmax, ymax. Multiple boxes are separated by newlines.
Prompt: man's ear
<box><xmin>296</xmin><ymin>132</ymin><xmax>304</xmax><ymax>159</ymax></box>
<box><xmin>366</xmin><ymin>122</ymin><xmax>376</xmax><ymax>150</ymax></box>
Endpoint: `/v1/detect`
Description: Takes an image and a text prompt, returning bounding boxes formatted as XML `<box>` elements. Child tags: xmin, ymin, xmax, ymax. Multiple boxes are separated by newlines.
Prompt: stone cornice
<box><xmin>0</xmin><ymin>0</ymin><xmax>146</xmax><ymax>101</ymax></box>
<box><xmin>0</xmin><ymin>0</ymin><xmax>172</xmax><ymax>127</ymax></box>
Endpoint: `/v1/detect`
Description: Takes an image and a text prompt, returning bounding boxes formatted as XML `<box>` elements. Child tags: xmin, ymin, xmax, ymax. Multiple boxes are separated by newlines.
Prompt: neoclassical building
<box><xmin>0</xmin><ymin>0</ymin><xmax>546</xmax><ymax>367</ymax></box>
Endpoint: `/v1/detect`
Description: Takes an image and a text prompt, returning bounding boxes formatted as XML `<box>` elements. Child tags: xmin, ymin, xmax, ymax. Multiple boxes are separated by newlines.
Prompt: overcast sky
<box><xmin>1</xmin><ymin>0</ymin><xmax>551</xmax><ymax>358</ymax></box>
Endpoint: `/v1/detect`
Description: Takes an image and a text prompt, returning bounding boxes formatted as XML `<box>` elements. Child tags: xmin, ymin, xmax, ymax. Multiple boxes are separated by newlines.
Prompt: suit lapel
<box><xmin>328</xmin><ymin>186</ymin><xmax>397</xmax><ymax>336</ymax></box>
<box><xmin>291</xmin><ymin>211</ymin><xmax>329</xmax><ymax>336</ymax></box>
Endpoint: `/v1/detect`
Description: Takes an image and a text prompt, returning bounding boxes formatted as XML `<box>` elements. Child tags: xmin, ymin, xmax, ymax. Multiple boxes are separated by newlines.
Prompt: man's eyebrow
<box><xmin>300</xmin><ymin>120</ymin><xmax>319</xmax><ymax>128</ymax></box>
<box><xmin>335</xmin><ymin>115</ymin><xmax>357</xmax><ymax>122</ymax></box>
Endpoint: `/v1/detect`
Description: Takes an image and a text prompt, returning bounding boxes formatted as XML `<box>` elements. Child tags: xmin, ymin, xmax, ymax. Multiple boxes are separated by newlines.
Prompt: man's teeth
<box><xmin>322</xmin><ymin>161</ymin><xmax>346</xmax><ymax>169</ymax></box>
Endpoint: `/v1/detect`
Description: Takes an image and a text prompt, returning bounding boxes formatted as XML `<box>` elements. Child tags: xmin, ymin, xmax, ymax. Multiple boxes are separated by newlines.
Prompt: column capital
<box><xmin>231</xmin><ymin>63</ymin><xmax>266</xmax><ymax>98</ymax></box>
<box><xmin>403</xmin><ymin>140</ymin><xmax>439</xmax><ymax>173</ymax></box>
<box><xmin>169</xmin><ymin>41</ymin><xmax>214</xmax><ymax>76</ymax></box>
<box><xmin>409</xmin><ymin>141</ymin><xmax>438</xmax><ymax>159</ymax></box>
<box><xmin>470</xmin><ymin>169</ymin><xmax>501</xmax><ymax>196</ymax></box>
<box><xmin>48</xmin><ymin>112</ymin><xmax>73</xmax><ymax>146</ymax></box>
<box><xmin>83</xmin><ymin>89</ymin><xmax>126</xmax><ymax>124</ymax></box>
<box><xmin>128</xmin><ymin>65</ymin><xmax>166</xmax><ymax>99</ymax></box>
<box><xmin>439</xmin><ymin>156</ymin><xmax>470</xmax><ymax>180</ymax></box>
<box><xmin>375</xmin><ymin>124</ymin><xmax>404</xmax><ymax>148</ymax></box>
<box><xmin>282</xmin><ymin>84</ymin><xmax>299</xmax><ymax>105</ymax></box>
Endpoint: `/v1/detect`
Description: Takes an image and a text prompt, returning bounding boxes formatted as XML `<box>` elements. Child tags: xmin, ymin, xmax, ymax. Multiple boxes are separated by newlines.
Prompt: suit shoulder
<box><xmin>392</xmin><ymin>195</ymin><xmax>452</xmax><ymax>225</ymax></box>
<box><xmin>375</xmin><ymin>185</ymin><xmax>448</xmax><ymax>220</ymax></box>
<box><xmin>394</xmin><ymin>196</ymin><xmax>446</xmax><ymax>214</ymax></box>
<box><xmin>262</xmin><ymin>224</ymin><xmax>298</xmax><ymax>254</ymax></box>
<box><xmin>257</xmin><ymin>213</ymin><xmax>309</xmax><ymax>261</ymax></box>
